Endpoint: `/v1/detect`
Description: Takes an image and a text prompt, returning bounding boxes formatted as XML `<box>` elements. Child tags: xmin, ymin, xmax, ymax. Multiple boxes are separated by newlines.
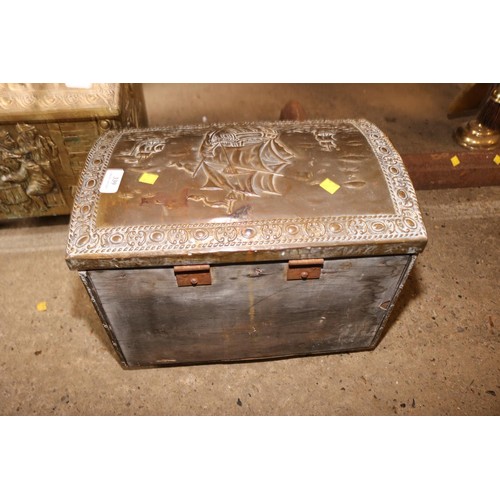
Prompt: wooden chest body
<box><xmin>66</xmin><ymin>119</ymin><xmax>427</xmax><ymax>367</ymax></box>
<box><xmin>0</xmin><ymin>83</ymin><xmax>147</xmax><ymax>220</ymax></box>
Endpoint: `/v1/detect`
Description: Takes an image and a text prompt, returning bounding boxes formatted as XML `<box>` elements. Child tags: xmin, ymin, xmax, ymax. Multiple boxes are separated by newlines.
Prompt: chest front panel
<box><xmin>83</xmin><ymin>254</ymin><xmax>413</xmax><ymax>367</ymax></box>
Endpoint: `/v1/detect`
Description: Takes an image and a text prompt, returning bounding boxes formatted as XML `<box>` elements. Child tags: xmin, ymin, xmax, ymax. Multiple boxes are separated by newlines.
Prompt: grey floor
<box><xmin>0</xmin><ymin>84</ymin><xmax>499</xmax><ymax>415</ymax></box>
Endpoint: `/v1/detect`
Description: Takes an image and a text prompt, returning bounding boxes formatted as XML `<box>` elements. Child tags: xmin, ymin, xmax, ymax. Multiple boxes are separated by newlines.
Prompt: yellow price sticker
<box><xmin>450</xmin><ymin>155</ymin><xmax>460</xmax><ymax>167</ymax></box>
<box><xmin>139</xmin><ymin>172</ymin><xmax>159</xmax><ymax>185</ymax></box>
<box><xmin>36</xmin><ymin>301</ymin><xmax>47</xmax><ymax>312</ymax></box>
<box><xmin>493</xmin><ymin>154</ymin><xmax>500</xmax><ymax>165</ymax></box>
<box><xmin>320</xmin><ymin>178</ymin><xmax>341</xmax><ymax>195</ymax></box>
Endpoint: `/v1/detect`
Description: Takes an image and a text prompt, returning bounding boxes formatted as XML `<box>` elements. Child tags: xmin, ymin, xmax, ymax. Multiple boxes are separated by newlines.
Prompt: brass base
<box><xmin>454</xmin><ymin>119</ymin><xmax>500</xmax><ymax>150</ymax></box>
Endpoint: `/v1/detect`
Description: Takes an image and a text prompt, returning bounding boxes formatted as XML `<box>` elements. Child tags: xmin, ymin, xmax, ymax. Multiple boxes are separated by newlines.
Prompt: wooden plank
<box><xmin>87</xmin><ymin>255</ymin><xmax>411</xmax><ymax>367</ymax></box>
<box><xmin>402</xmin><ymin>151</ymin><xmax>500</xmax><ymax>190</ymax></box>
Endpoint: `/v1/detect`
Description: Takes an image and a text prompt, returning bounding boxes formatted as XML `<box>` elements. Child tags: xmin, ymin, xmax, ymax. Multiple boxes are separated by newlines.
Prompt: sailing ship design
<box><xmin>119</xmin><ymin>137</ymin><xmax>166</xmax><ymax>164</ymax></box>
<box><xmin>117</xmin><ymin>125</ymin><xmax>350</xmax><ymax>216</ymax></box>
<box><xmin>187</xmin><ymin>125</ymin><xmax>298</xmax><ymax>214</ymax></box>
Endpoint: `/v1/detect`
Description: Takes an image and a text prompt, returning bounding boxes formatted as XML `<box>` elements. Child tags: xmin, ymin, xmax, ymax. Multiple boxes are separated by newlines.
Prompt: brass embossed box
<box><xmin>0</xmin><ymin>83</ymin><xmax>147</xmax><ymax>220</ymax></box>
<box><xmin>66</xmin><ymin>119</ymin><xmax>427</xmax><ymax>367</ymax></box>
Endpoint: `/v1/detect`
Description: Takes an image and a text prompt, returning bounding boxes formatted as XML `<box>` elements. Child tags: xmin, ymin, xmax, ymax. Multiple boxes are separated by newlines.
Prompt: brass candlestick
<box><xmin>454</xmin><ymin>84</ymin><xmax>500</xmax><ymax>150</ymax></box>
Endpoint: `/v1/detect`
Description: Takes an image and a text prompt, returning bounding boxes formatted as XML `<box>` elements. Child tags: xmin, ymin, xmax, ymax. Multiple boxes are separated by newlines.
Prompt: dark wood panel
<box><xmin>87</xmin><ymin>255</ymin><xmax>411</xmax><ymax>367</ymax></box>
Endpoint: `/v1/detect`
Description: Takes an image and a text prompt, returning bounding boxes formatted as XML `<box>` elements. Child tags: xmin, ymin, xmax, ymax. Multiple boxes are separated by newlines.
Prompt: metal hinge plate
<box><xmin>174</xmin><ymin>264</ymin><xmax>212</xmax><ymax>287</ymax></box>
<box><xmin>287</xmin><ymin>259</ymin><xmax>324</xmax><ymax>280</ymax></box>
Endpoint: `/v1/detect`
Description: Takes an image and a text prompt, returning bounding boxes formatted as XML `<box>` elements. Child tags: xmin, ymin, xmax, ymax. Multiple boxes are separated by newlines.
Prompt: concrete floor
<box><xmin>0</xmin><ymin>84</ymin><xmax>499</xmax><ymax>415</ymax></box>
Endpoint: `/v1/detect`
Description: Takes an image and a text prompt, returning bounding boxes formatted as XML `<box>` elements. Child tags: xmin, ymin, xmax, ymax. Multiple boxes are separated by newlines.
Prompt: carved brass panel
<box><xmin>0</xmin><ymin>83</ymin><xmax>147</xmax><ymax>220</ymax></box>
<box><xmin>0</xmin><ymin>83</ymin><xmax>120</xmax><ymax>121</ymax></box>
<box><xmin>0</xmin><ymin>124</ymin><xmax>66</xmax><ymax>217</ymax></box>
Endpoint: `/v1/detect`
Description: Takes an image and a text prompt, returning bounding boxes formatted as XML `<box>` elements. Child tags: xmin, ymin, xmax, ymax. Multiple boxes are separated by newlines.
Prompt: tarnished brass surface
<box><xmin>0</xmin><ymin>84</ymin><xmax>147</xmax><ymax>220</ymax></box>
<box><xmin>66</xmin><ymin>119</ymin><xmax>427</xmax><ymax>270</ymax></box>
<box><xmin>0</xmin><ymin>83</ymin><xmax>121</xmax><ymax>122</ymax></box>
<box><xmin>454</xmin><ymin>84</ymin><xmax>500</xmax><ymax>150</ymax></box>
<box><xmin>454</xmin><ymin>120</ymin><xmax>500</xmax><ymax>150</ymax></box>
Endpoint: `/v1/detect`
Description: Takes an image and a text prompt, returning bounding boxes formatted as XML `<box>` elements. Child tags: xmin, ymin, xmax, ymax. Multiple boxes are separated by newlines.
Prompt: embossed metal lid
<box><xmin>0</xmin><ymin>83</ymin><xmax>121</xmax><ymax>122</ymax></box>
<box><xmin>66</xmin><ymin>119</ymin><xmax>427</xmax><ymax>270</ymax></box>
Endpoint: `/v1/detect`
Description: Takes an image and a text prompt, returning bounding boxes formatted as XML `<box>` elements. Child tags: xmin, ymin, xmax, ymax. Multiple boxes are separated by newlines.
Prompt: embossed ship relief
<box><xmin>188</xmin><ymin>125</ymin><xmax>307</xmax><ymax>214</ymax></box>
<box><xmin>117</xmin><ymin>137</ymin><xmax>167</xmax><ymax>164</ymax></box>
<box><xmin>109</xmin><ymin>124</ymin><xmax>361</xmax><ymax>219</ymax></box>
<box><xmin>67</xmin><ymin>120</ymin><xmax>427</xmax><ymax>265</ymax></box>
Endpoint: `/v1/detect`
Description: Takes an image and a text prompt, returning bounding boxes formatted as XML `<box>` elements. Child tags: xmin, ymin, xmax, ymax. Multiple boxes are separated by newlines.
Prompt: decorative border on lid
<box><xmin>66</xmin><ymin>119</ymin><xmax>427</xmax><ymax>262</ymax></box>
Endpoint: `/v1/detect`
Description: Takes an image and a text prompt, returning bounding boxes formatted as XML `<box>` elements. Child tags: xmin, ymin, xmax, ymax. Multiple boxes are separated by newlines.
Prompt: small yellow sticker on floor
<box><xmin>139</xmin><ymin>172</ymin><xmax>159</xmax><ymax>185</ymax></box>
<box><xmin>450</xmin><ymin>155</ymin><xmax>460</xmax><ymax>167</ymax></box>
<box><xmin>320</xmin><ymin>178</ymin><xmax>341</xmax><ymax>195</ymax></box>
<box><xmin>494</xmin><ymin>154</ymin><xmax>500</xmax><ymax>165</ymax></box>
<box><xmin>36</xmin><ymin>301</ymin><xmax>47</xmax><ymax>312</ymax></box>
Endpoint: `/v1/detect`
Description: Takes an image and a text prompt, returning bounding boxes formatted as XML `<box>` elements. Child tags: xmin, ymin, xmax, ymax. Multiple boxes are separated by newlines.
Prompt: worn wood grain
<box><xmin>86</xmin><ymin>255</ymin><xmax>412</xmax><ymax>366</ymax></box>
<box><xmin>402</xmin><ymin>151</ymin><xmax>500</xmax><ymax>189</ymax></box>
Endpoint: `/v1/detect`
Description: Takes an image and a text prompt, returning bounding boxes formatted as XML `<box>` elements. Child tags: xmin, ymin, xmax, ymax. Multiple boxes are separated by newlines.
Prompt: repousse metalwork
<box><xmin>0</xmin><ymin>124</ymin><xmax>64</xmax><ymax>215</ymax></box>
<box><xmin>0</xmin><ymin>84</ymin><xmax>146</xmax><ymax>220</ymax></box>
<box><xmin>0</xmin><ymin>83</ymin><xmax>120</xmax><ymax>120</ymax></box>
<box><xmin>66</xmin><ymin>119</ymin><xmax>427</xmax><ymax>269</ymax></box>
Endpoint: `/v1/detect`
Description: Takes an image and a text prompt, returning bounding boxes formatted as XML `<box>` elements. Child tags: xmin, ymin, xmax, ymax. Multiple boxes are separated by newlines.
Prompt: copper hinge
<box><xmin>287</xmin><ymin>259</ymin><xmax>324</xmax><ymax>280</ymax></box>
<box><xmin>174</xmin><ymin>264</ymin><xmax>212</xmax><ymax>287</ymax></box>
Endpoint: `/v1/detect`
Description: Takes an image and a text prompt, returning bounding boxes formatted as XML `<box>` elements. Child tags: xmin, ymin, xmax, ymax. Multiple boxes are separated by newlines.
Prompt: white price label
<box><xmin>99</xmin><ymin>169</ymin><xmax>124</xmax><ymax>194</ymax></box>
